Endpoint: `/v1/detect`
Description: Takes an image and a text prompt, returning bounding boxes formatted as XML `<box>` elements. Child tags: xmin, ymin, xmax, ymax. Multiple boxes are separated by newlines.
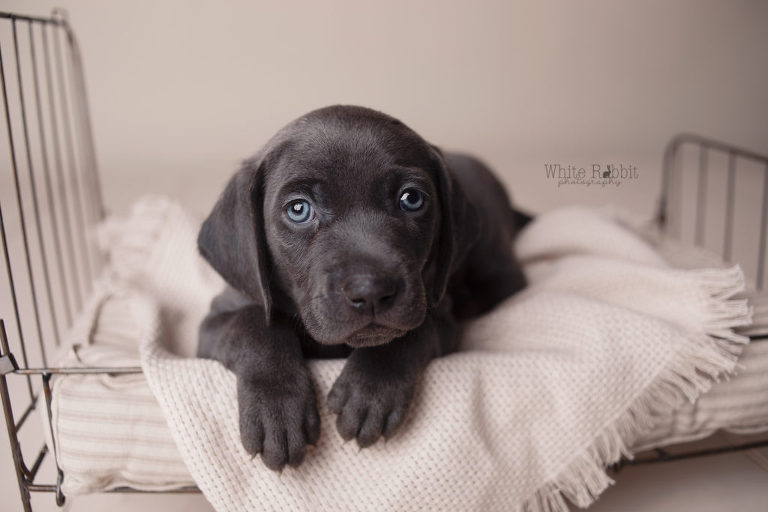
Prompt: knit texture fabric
<box><xmin>96</xmin><ymin>197</ymin><xmax>750</xmax><ymax>512</ymax></box>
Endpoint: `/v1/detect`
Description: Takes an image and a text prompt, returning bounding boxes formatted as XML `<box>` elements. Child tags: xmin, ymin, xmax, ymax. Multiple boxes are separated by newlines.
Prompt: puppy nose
<box><xmin>342</xmin><ymin>274</ymin><xmax>399</xmax><ymax>313</ymax></box>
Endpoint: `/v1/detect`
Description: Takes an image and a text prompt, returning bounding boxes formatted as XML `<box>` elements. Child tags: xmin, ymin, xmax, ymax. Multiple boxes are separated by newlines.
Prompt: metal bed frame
<box><xmin>0</xmin><ymin>9</ymin><xmax>766</xmax><ymax>511</ymax></box>
<box><xmin>613</xmin><ymin>133</ymin><xmax>768</xmax><ymax>468</ymax></box>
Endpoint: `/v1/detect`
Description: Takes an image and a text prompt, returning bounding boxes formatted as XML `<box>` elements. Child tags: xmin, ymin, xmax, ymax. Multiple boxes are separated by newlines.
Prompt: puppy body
<box><xmin>197</xmin><ymin>106</ymin><xmax>527</xmax><ymax>470</ymax></box>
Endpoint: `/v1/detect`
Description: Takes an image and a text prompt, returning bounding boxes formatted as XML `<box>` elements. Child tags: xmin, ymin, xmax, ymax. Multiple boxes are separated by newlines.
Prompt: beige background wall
<box><xmin>1</xmin><ymin>1</ymin><xmax>767</xmax><ymax>511</ymax></box>
<box><xmin>3</xmin><ymin>0</ymin><xmax>768</xmax><ymax>217</ymax></box>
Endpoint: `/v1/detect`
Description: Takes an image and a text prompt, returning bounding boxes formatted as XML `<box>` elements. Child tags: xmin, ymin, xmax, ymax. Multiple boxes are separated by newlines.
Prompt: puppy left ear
<box><xmin>427</xmin><ymin>146</ymin><xmax>479</xmax><ymax>306</ymax></box>
<box><xmin>198</xmin><ymin>157</ymin><xmax>273</xmax><ymax>322</ymax></box>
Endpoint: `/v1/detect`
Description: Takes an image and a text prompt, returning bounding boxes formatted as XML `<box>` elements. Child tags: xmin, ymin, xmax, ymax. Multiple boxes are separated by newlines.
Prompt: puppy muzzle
<box><xmin>301</xmin><ymin>267</ymin><xmax>426</xmax><ymax>346</ymax></box>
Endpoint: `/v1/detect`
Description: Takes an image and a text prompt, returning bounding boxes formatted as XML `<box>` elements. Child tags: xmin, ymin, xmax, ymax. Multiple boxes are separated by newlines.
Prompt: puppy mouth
<box><xmin>344</xmin><ymin>322</ymin><xmax>407</xmax><ymax>348</ymax></box>
<box><xmin>300</xmin><ymin>282</ymin><xmax>426</xmax><ymax>346</ymax></box>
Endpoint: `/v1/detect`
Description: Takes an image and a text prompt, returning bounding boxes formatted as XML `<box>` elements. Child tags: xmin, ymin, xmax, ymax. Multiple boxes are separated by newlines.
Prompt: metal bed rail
<box><xmin>659</xmin><ymin>132</ymin><xmax>768</xmax><ymax>291</ymax></box>
<box><xmin>0</xmin><ymin>9</ymin><xmax>190</xmax><ymax>511</ymax></box>
<box><xmin>613</xmin><ymin>133</ymin><xmax>768</xmax><ymax>470</ymax></box>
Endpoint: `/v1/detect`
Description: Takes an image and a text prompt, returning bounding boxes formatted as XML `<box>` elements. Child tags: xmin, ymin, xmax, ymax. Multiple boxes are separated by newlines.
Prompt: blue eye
<box><xmin>399</xmin><ymin>189</ymin><xmax>424</xmax><ymax>212</ymax></box>
<box><xmin>286</xmin><ymin>200</ymin><xmax>313</xmax><ymax>223</ymax></box>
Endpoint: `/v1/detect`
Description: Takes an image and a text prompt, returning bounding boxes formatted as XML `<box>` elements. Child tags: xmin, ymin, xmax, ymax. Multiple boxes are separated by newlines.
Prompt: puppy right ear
<box><xmin>426</xmin><ymin>146</ymin><xmax>480</xmax><ymax>307</ymax></box>
<box><xmin>198</xmin><ymin>159</ymin><xmax>272</xmax><ymax>323</ymax></box>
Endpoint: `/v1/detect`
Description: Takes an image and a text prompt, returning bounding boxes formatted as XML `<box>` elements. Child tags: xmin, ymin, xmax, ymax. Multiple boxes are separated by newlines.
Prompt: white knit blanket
<box><xmin>99</xmin><ymin>197</ymin><xmax>751</xmax><ymax>512</ymax></box>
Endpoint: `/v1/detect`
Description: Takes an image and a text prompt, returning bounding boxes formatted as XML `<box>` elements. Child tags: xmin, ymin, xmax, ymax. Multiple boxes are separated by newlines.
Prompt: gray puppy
<box><xmin>197</xmin><ymin>105</ymin><xmax>528</xmax><ymax>471</ymax></box>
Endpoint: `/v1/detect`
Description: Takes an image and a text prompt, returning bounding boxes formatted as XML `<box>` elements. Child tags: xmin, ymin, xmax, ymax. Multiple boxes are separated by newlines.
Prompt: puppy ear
<box><xmin>198</xmin><ymin>158</ymin><xmax>272</xmax><ymax>322</ymax></box>
<box><xmin>427</xmin><ymin>147</ymin><xmax>479</xmax><ymax>306</ymax></box>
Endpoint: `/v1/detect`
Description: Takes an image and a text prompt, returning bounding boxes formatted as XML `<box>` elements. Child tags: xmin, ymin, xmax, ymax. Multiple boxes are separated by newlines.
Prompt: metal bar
<box><xmin>26</xmin><ymin>444</ymin><xmax>48</xmax><ymax>482</ymax></box>
<box><xmin>56</xmin><ymin>10</ymin><xmax>103</xmax><ymax>221</ymax></box>
<box><xmin>15</xmin><ymin>366</ymin><xmax>142</xmax><ymax>376</ymax></box>
<box><xmin>0</xmin><ymin>12</ymin><xmax>62</xmax><ymax>25</ymax></box>
<box><xmin>0</xmin><ymin>205</ymin><xmax>34</xmax><ymax>398</ymax></box>
<box><xmin>52</xmin><ymin>21</ymin><xmax>94</xmax><ymax>293</ymax></box>
<box><xmin>105</xmin><ymin>486</ymin><xmax>201</xmax><ymax>494</ymax></box>
<box><xmin>658</xmin><ymin>137</ymin><xmax>676</xmax><ymax>232</ymax></box>
<box><xmin>13</xmin><ymin>19</ymin><xmax>55</xmax><ymax>364</ymax></box>
<box><xmin>69</xmin><ymin>32</ymin><xmax>105</xmax><ymax>223</ymax></box>
<box><xmin>27</xmin><ymin>483</ymin><xmax>59</xmax><ymax>493</ymax></box>
<box><xmin>26</xmin><ymin>483</ymin><xmax>57</xmax><ymax>492</ymax></box>
<box><xmin>5</xmin><ymin>27</ymin><xmax>47</xmax><ymax>377</ymax></box>
<box><xmin>14</xmin><ymin>395</ymin><xmax>36</xmax><ymax>431</ymax></box>
<box><xmin>675</xmin><ymin>149</ymin><xmax>683</xmax><ymax>240</ymax></box>
<box><xmin>723</xmin><ymin>151</ymin><xmax>736</xmax><ymax>262</ymax></box>
<box><xmin>757</xmin><ymin>162</ymin><xmax>768</xmax><ymax>291</ymax></box>
<box><xmin>0</xmin><ymin>43</ymin><xmax>35</xmax><ymax>398</ymax></box>
<box><xmin>42</xmin><ymin>22</ymin><xmax>83</xmax><ymax>313</ymax></box>
<box><xmin>670</xmin><ymin>133</ymin><xmax>768</xmax><ymax>165</ymax></box>
<box><xmin>622</xmin><ymin>438</ymin><xmax>768</xmax><ymax>466</ymax></box>
<box><xmin>29</xmin><ymin>19</ymin><xmax>73</xmax><ymax>330</ymax></box>
<box><xmin>658</xmin><ymin>133</ymin><xmax>768</xmax><ymax>238</ymax></box>
<box><xmin>42</xmin><ymin>372</ymin><xmax>65</xmax><ymax>506</ymax></box>
<box><xmin>58</xmin><ymin>13</ymin><xmax>104</xmax><ymax>275</ymax></box>
<box><xmin>26</xmin><ymin>484</ymin><xmax>202</xmax><ymax>494</ymax></box>
<box><xmin>0</xmin><ymin>321</ymin><xmax>33</xmax><ymax>512</ymax></box>
<box><xmin>694</xmin><ymin>146</ymin><xmax>707</xmax><ymax>246</ymax></box>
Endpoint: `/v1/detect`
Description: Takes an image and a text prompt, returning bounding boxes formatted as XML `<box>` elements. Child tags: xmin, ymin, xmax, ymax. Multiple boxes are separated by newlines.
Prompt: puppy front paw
<box><xmin>327</xmin><ymin>362</ymin><xmax>415</xmax><ymax>448</ymax></box>
<box><xmin>237</xmin><ymin>373</ymin><xmax>320</xmax><ymax>471</ymax></box>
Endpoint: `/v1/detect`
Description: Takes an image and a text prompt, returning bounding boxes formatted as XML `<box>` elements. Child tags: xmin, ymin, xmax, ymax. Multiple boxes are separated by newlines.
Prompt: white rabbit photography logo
<box><xmin>544</xmin><ymin>162</ymin><xmax>639</xmax><ymax>188</ymax></box>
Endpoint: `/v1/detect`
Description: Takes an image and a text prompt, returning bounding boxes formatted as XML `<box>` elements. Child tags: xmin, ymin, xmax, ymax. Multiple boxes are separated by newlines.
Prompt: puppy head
<box><xmin>199</xmin><ymin>106</ymin><xmax>476</xmax><ymax>347</ymax></box>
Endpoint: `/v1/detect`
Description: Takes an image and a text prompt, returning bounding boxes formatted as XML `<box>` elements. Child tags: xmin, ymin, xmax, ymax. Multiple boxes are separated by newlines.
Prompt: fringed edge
<box><xmin>691</xmin><ymin>266</ymin><xmax>753</xmax><ymax>343</ymax></box>
<box><xmin>517</xmin><ymin>265</ymin><xmax>752</xmax><ymax>512</ymax></box>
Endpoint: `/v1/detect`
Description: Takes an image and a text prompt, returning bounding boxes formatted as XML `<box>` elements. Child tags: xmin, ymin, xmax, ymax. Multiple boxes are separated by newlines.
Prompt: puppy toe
<box><xmin>239</xmin><ymin>417</ymin><xmax>264</xmax><ymax>457</ymax></box>
<box><xmin>336</xmin><ymin>403</ymin><xmax>366</xmax><ymax>441</ymax></box>
<box><xmin>304</xmin><ymin>405</ymin><xmax>321</xmax><ymax>446</ymax></box>
<box><xmin>261</xmin><ymin>427</ymin><xmax>288</xmax><ymax>471</ymax></box>
<box><xmin>286</xmin><ymin>429</ymin><xmax>308</xmax><ymax>467</ymax></box>
<box><xmin>383</xmin><ymin>406</ymin><xmax>407</xmax><ymax>439</ymax></box>
<box><xmin>356</xmin><ymin>410</ymin><xmax>384</xmax><ymax>448</ymax></box>
<box><xmin>326</xmin><ymin>382</ymin><xmax>348</xmax><ymax>414</ymax></box>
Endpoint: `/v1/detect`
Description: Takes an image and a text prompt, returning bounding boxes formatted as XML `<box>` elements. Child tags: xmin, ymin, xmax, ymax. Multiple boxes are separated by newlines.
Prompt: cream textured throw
<box><xmin>100</xmin><ymin>197</ymin><xmax>750</xmax><ymax>512</ymax></box>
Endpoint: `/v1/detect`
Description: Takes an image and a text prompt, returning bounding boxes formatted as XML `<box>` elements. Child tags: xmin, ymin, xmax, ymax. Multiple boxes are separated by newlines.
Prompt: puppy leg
<box><xmin>199</xmin><ymin>305</ymin><xmax>320</xmax><ymax>471</ymax></box>
<box><xmin>327</xmin><ymin>309</ymin><xmax>456</xmax><ymax>447</ymax></box>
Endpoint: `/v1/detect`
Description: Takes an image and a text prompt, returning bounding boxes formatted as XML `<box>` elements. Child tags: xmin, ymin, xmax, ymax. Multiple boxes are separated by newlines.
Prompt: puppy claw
<box><xmin>326</xmin><ymin>385</ymin><xmax>348</xmax><ymax>414</ymax></box>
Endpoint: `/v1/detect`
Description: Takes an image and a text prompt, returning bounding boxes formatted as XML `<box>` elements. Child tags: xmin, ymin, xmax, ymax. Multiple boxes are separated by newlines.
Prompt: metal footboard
<box><xmin>0</xmin><ymin>10</ymin><xmax>155</xmax><ymax>510</ymax></box>
<box><xmin>616</xmin><ymin>134</ymin><xmax>768</xmax><ymax>469</ymax></box>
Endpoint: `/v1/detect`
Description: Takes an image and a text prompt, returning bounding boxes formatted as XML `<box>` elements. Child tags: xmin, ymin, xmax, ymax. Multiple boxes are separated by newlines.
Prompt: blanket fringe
<box><xmin>519</xmin><ymin>265</ymin><xmax>751</xmax><ymax>512</ymax></box>
<box><xmin>697</xmin><ymin>267</ymin><xmax>753</xmax><ymax>343</ymax></box>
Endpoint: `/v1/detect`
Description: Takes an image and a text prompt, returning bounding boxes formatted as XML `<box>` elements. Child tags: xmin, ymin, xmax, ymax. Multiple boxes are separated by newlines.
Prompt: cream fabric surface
<box><xmin>50</xmin><ymin>197</ymin><xmax>754</xmax><ymax>510</ymax></box>
<box><xmin>50</xmin><ymin>342</ymin><xmax>194</xmax><ymax>493</ymax></box>
<box><xmin>49</xmin><ymin>330</ymin><xmax>768</xmax><ymax>495</ymax></box>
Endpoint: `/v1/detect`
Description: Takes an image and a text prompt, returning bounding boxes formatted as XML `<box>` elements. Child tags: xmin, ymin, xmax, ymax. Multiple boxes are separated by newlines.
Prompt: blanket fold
<box><xmin>94</xmin><ymin>197</ymin><xmax>750</xmax><ymax>512</ymax></box>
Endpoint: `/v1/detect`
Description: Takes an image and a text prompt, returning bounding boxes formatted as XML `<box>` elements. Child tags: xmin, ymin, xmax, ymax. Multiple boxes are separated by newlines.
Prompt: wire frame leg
<box><xmin>0</xmin><ymin>320</ymin><xmax>33</xmax><ymax>512</ymax></box>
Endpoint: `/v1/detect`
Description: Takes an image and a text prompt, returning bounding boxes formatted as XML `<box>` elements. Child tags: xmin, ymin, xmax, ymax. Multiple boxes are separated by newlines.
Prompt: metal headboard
<box><xmin>658</xmin><ymin>133</ymin><xmax>768</xmax><ymax>291</ymax></box>
<box><xmin>0</xmin><ymin>9</ymin><xmax>138</xmax><ymax>510</ymax></box>
<box><xmin>620</xmin><ymin>133</ymin><xmax>768</xmax><ymax>468</ymax></box>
